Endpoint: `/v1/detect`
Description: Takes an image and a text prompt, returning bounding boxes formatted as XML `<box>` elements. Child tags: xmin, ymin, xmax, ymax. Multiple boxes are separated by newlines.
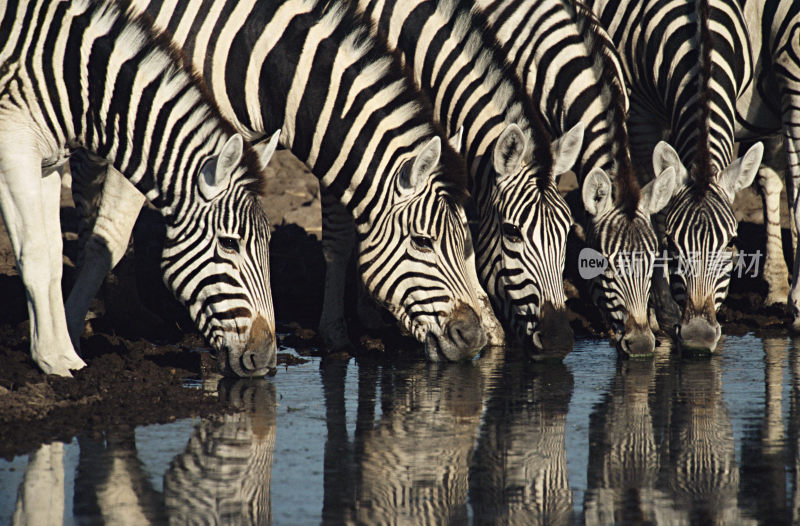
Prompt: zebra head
<box><xmin>162</xmin><ymin>131</ymin><xmax>280</xmax><ymax>377</ymax></box>
<box><xmin>582</xmin><ymin>168</ymin><xmax>677</xmax><ymax>357</ymax></box>
<box><xmin>479</xmin><ymin>122</ymin><xmax>582</xmax><ymax>359</ymax></box>
<box><xmin>654</xmin><ymin>141</ymin><xmax>763</xmax><ymax>352</ymax></box>
<box><xmin>358</xmin><ymin>136</ymin><xmax>488</xmax><ymax>362</ymax></box>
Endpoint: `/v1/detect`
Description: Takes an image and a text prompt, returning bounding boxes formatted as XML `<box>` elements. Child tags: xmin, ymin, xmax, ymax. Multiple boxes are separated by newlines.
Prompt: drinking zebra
<box><xmin>0</xmin><ymin>0</ymin><xmax>278</xmax><ymax>376</ymax></box>
<box><xmin>356</xmin><ymin>0</ymin><xmax>585</xmax><ymax>358</ymax></box>
<box><xmin>735</xmin><ymin>0</ymin><xmax>800</xmax><ymax>328</ymax></box>
<box><xmin>474</xmin><ymin>0</ymin><xmax>679</xmax><ymax>356</ymax></box>
<box><xmin>585</xmin><ymin>0</ymin><xmax>764</xmax><ymax>352</ymax></box>
<box><xmin>67</xmin><ymin>0</ymin><xmax>491</xmax><ymax>361</ymax></box>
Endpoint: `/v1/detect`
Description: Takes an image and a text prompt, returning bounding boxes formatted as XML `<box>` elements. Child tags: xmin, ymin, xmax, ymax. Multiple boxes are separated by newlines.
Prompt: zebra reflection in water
<box><xmin>583</xmin><ymin>356</ymin><xmax>663</xmax><ymax>524</ymax></box>
<box><xmin>469</xmin><ymin>351</ymin><xmax>574</xmax><ymax>525</ymax></box>
<box><xmin>165</xmin><ymin>379</ymin><xmax>277</xmax><ymax>524</ymax></box>
<box><xmin>584</xmin><ymin>347</ymin><xmax>754</xmax><ymax>525</ymax></box>
<box><xmin>30</xmin><ymin>378</ymin><xmax>277</xmax><ymax>525</ymax></box>
<box><xmin>320</xmin><ymin>350</ymin><xmax>502</xmax><ymax>525</ymax></box>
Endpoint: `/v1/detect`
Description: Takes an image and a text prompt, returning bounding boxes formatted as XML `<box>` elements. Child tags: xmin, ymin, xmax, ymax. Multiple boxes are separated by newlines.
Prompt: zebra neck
<box><xmin>134</xmin><ymin>0</ymin><xmax>462</xmax><ymax>229</ymax></box>
<box><xmin>61</xmin><ymin>0</ymin><xmax>233</xmax><ymax>212</ymax></box>
<box><xmin>585</xmin><ymin>0</ymin><xmax>747</xmax><ymax>175</ymax></box>
<box><xmin>477</xmin><ymin>0</ymin><xmax>629</xmax><ymax>183</ymax></box>
<box><xmin>359</xmin><ymin>0</ymin><xmax>543</xmax><ymax>189</ymax></box>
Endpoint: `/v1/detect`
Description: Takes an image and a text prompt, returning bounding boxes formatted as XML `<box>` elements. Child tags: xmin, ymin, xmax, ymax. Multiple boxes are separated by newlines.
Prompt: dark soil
<box><xmin>0</xmin><ymin>167</ymin><xmax>791</xmax><ymax>459</ymax></box>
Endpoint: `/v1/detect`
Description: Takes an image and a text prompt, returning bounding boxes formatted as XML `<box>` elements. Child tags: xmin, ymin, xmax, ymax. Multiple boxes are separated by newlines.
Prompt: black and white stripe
<box><xmin>356</xmin><ymin>0</ymin><xmax>583</xmax><ymax>358</ymax></box>
<box><xmin>68</xmin><ymin>0</ymin><xmax>490</xmax><ymax>361</ymax></box>
<box><xmin>0</xmin><ymin>0</ymin><xmax>276</xmax><ymax>376</ymax></box>
<box><xmin>165</xmin><ymin>379</ymin><xmax>276</xmax><ymax>524</ymax></box>
<box><xmin>585</xmin><ymin>0</ymin><xmax>763</xmax><ymax>352</ymax></box>
<box><xmin>476</xmin><ymin>0</ymin><xmax>681</xmax><ymax>356</ymax></box>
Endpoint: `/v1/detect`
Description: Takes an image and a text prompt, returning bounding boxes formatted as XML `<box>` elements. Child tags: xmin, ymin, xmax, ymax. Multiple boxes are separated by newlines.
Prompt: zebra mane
<box><xmin>572</xmin><ymin>1</ymin><xmax>641</xmax><ymax>217</ymax></box>
<box><xmin>113</xmin><ymin>0</ymin><xmax>267</xmax><ymax>196</ymax></box>
<box><xmin>339</xmin><ymin>1</ymin><xmax>472</xmax><ymax>203</ymax></box>
<box><xmin>692</xmin><ymin>0</ymin><xmax>714</xmax><ymax>197</ymax></box>
<box><xmin>466</xmin><ymin>4</ymin><xmax>555</xmax><ymax>191</ymax></box>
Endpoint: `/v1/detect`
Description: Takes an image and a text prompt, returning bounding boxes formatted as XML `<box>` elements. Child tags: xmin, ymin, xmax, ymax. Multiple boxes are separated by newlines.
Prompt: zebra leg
<box><xmin>777</xmin><ymin>66</ymin><xmax>800</xmax><ymax>329</ymax></box>
<box><xmin>65</xmin><ymin>165</ymin><xmax>145</xmax><ymax>349</ymax></box>
<box><xmin>319</xmin><ymin>190</ymin><xmax>356</xmax><ymax>351</ymax></box>
<box><xmin>0</xmin><ymin>142</ymin><xmax>85</xmax><ymax>376</ymax></box>
<box><xmin>12</xmin><ymin>442</ymin><xmax>65</xmax><ymax>526</ymax></box>
<box><xmin>786</xmin><ymin>132</ymin><xmax>800</xmax><ymax>329</ymax></box>
<box><xmin>754</xmin><ymin>137</ymin><xmax>790</xmax><ymax>306</ymax></box>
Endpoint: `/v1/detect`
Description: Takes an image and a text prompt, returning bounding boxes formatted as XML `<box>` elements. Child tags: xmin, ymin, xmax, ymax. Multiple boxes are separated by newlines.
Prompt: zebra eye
<box><xmin>727</xmin><ymin>236</ymin><xmax>739</xmax><ymax>249</ymax></box>
<box><xmin>411</xmin><ymin>235</ymin><xmax>434</xmax><ymax>252</ymax></box>
<box><xmin>218</xmin><ymin>236</ymin><xmax>240</xmax><ymax>253</ymax></box>
<box><xmin>502</xmin><ymin>223</ymin><xmax>523</xmax><ymax>242</ymax></box>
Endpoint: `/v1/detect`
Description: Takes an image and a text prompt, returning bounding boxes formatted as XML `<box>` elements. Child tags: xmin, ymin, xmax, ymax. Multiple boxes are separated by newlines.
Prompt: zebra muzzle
<box><xmin>618</xmin><ymin>317</ymin><xmax>656</xmax><ymax>357</ymax></box>
<box><xmin>424</xmin><ymin>303</ymin><xmax>487</xmax><ymax>361</ymax></box>
<box><xmin>218</xmin><ymin>315</ymin><xmax>277</xmax><ymax>377</ymax></box>
<box><xmin>529</xmin><ymin>301</ymin><xmax>573</xmax><ymax>361</ymax></box>
<box><xmin>676</xmin><ymin>296</ymin><xmax>721</xmax><ymax>353</ymax></box>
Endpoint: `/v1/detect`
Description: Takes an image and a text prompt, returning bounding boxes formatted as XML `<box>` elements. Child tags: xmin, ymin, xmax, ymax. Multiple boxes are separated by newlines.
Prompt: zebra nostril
<box><xmin>241</xmin><ymin>349</ymin><xmax>268</xmax><ymax>372</ymax></box>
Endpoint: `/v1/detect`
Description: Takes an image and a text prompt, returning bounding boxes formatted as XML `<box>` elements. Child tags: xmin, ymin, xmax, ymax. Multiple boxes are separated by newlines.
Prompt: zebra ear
<box><xmin>493</xmin><ymin>123</ymin><xmax>528</xmax><ymax>178</ymax></box>
<box><xmin>719</xmin><ymin>141</ymin><xmax>763</xmax><ymax>202</ymax></box>
<box><xmin>640</xmin><ymin>166</ymin><xmax>677</xmax><ymax>215</ymax></box>
<box><xmin>652</xmin><ymin>141</ymin><xmax>688</xmax><ymax>188</ymax></box>
<box><xmin>399</xmin><ymin>136</ymin><xmax>441</xmax><ymax>195</ymax></box>
<box><xmin>199</xmin><ymin>134</ymin><xmax>243</xmax><ymax>201</ymax></box>
<box><xmin>582</xmin><ymin>168</ymin><xmax>613</xmax><ymax>218</ymax></box>
<box><xmin>449</xmin><ymin>126</ymin><xmax>464</xmax><ymax>153</ymax></box>
<box><xmin>253</xmin><ymin>129</ymin><xmax>281</xmax><ymax>172</ymax></box>
<box><xmin>552</xmin><ymin>121</ymin><xmax>584</xmax><ymax>176</ymax></box>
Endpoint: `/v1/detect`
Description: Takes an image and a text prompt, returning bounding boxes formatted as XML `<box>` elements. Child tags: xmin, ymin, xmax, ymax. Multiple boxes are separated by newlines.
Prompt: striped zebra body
<box><xmin>356</xmin><ymin>0</ymin><xmax>585</xmax><ymax>357</ymax></box>
<box><xmin>0</xmin><ymin>0</ymin><xmax>276</xmax><ymax>376</ymax></box>
<box><xmin>586</xmin><ymin>0</ymin><xmax>764</xmax><ymax>352</ymax></box>
<box><xmin>475</xmin><ymin>0</ymin><xmax>681</xmax><ymax>356</ymax></box>
<box><xmin>735</xmin><ymin>0</ymin><xmax>800</xmax><ymax>326</ymax></box>
<box><xmin>68</xmin><ymin>0</ymin><xmax>489</xmax><ymax>360</ymax></box>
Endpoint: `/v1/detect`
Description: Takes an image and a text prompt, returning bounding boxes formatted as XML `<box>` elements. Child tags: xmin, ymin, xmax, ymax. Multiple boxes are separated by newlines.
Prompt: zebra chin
<box><xmin>214</xmin><ymin>315</ymin><xmax>278</xmax><ymax>377</ymax></box>
<box><xmin>423</xmin><ymin>303</ymin><xmax>487</xmax><ymax>362</ymax></box>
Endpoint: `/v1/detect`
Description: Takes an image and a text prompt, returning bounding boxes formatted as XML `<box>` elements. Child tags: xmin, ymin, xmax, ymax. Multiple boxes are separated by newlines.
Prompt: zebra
<box><xmin>474</xmin><ymin>0</ymin><xmax>679</xmax><ymax>356</ymax></box>
<box><xmin>66</xmin><ymin>0</ymin><xmax>491</xmax><ymax>361</ymax></box>
<box><xmin>0</xmin><ymin>0</ymin><xmax>279</xmax><ymax>377</ymax></box>
<box><xmin>735</xmin><ymin>0</ymin><xmax>800</xmax><ymax>328</ymax></box>
<box><xmin>585</xmin><ymin>0</ymin><xmax>764</xmax><ymax>352</ymax></box>
<box><xmin>354</xmin><ymin>0</ymin><xmax>586</xmax><ymax>358</ymax></box>
<box><xmin>469</xmin><ymin>354</ymin><xmax>574</xmax><ymax>524</ymax></box>
<box><xmin>164</xmin><ymin>378</ymin><xmax>276</xmax><ymax>524</ymax></box>
<box><xmin>318</xmin><ymin>354</ymin><xmax>500</xmax><ymax>524</ymax></box>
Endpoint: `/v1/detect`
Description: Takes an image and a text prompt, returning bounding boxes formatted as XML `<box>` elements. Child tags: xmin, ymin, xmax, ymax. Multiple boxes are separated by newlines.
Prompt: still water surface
<box><xmin>1</xmin><ymin>334</ymin><xmax>798</xmax><ymax>524</ymax></box>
